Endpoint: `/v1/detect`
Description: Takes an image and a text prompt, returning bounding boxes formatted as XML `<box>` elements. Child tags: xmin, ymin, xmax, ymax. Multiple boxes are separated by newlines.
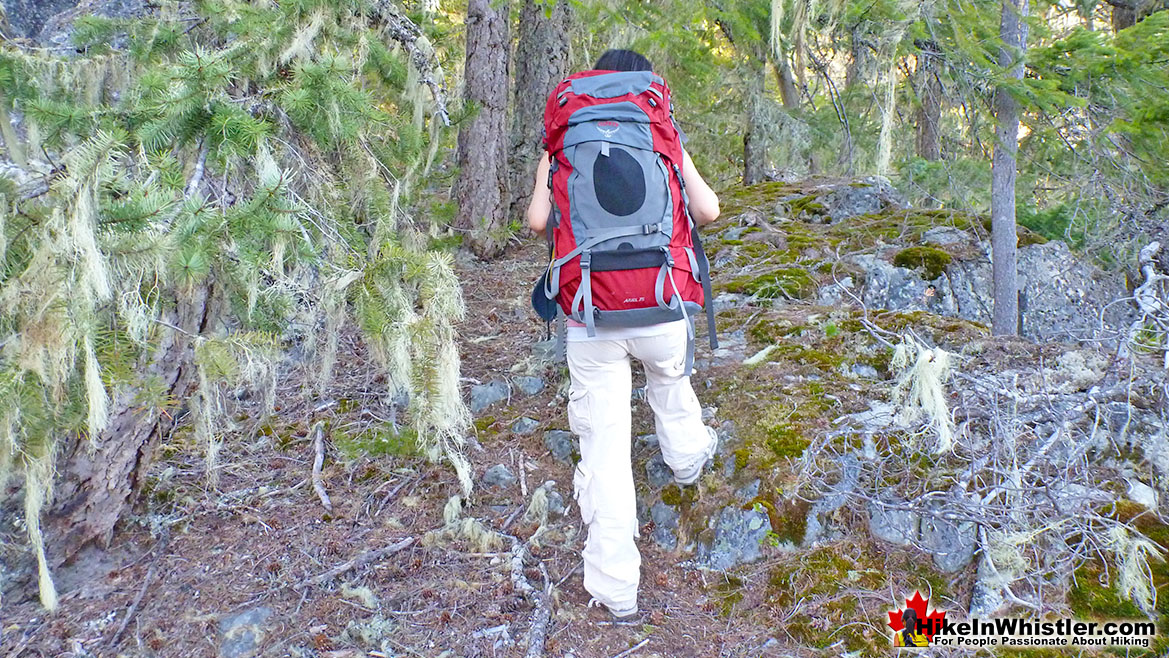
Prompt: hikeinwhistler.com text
<box><xmin>923</xmin><ymin>617</ymin><xmax>1156</xmax><ymax>648</ymax></box>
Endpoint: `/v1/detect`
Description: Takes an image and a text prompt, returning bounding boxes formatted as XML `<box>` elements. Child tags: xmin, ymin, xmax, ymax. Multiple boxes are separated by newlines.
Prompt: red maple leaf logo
<box><xmin>888</xmin><ymin>591</ymin><xmax>948</xmax><ymax>641</ymax></box>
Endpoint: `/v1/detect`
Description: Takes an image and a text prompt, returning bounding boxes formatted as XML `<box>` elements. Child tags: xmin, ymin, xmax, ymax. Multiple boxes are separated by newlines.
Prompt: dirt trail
<box><xmin>0</xmin><ymin>238</ymin><xmax>795</xmax><ymax>658</ymax></box>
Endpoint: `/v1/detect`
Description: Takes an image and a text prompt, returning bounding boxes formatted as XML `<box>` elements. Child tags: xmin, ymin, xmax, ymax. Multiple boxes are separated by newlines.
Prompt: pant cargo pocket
<box><xmin>567</xmin><ymin>388</ymin><xmax>592</xmax><ymax>438</ymax></box>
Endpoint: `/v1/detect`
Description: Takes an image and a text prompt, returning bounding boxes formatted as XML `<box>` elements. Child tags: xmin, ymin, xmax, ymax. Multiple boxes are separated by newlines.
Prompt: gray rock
<box><xmin>697</xmin><ymin>505</ymin><xmax>772</xmax><ymax>570</ymax></box>
<box><xmin>817</xmin><ymin>276</ymin><xmax>855</xmax><ymax>306</ymax></box>
<box><xmin>852</xmin><ymin>253</ymin><xmax>958</xmax><ymax>317</ymax></box>
<box><xmin>723</xmin><ymin>225</ymin><xmax>751</xmax><ymax>240</ymax></box>
<box><xmin>851</xmin><ymin>363</ymin><xmax>880</xmax><ymax>379</ymax></box>
<box><xmin>701</xmin><ymin>406</ymin><xmax>718</xmax><ymax>422</ymax></box>
<box><xmin>712</xmin><ymin>292</ymin><xmax>750</xmax><ymax>312</ymax></box>
<box><xmin>922</xmin><ymin>226</ymin><xmax>970</xmax><ymax>246</ymax></box>
<box><xmin>817</xmin><ymin>176</ymin><xmax>905</xmax><ymax>223</ymax></box>
<box><xmin>514</xmin><ymin>376</ymin><xmax>546</xmax><ymax>396</ymax></box>
<box><xmin>867</xmin><ymin>499</ymin><xmax>919</xmax><ymax>546</ymax></box>
<box><xmin>845</xmin><ymin>238</ymin><xmax>1136</xmax><ymax>344</ymax></box>
<box><xmin>645</xmin><ymin>453</ymin><xmax>673</xmax><ymax>489</ymax></box>
<box><xmin>706</xmin><ymin>329</ymin><xmax>748</xmax><ymax>368</ymax></box>
<box><xmin>736</xmin><ymin>479</ymin><xmax>761</xmax><ymax>500</ymax></box>
<box><xmin>531</xmin><ymin>339</ymin><xmax>563</xmax><ymax>365</ymax></box>
<box><xmin>482</xmin><ymin>464</ymin><xmax>517</xmax><ymax>489</ymax></box>
<box><xmin>804</xmin><ymin>454</ymin><xmax>860</xmax><ymax>545</ymax></box>
<box><xmin>546</xmin><ymin>490</ymin><xmax>566</xmax><ymax>516</ymax></box>
<box><xmin>218</xmin><ymin>606</ymin><xmax>272</xmax><ymax>658</ymax></box>
<box><xmin>920</xmin><ymin>513</ymin><xmax>977</xmax><ymax>573</ymax></box>
<box><xmin>511</xmin><ymin>417</ymin><xmax>540</xmax><ymax>435</ymax></box>
<box><xmin>969</xmin><ymin>557</ymin><xmax>1006</xmax><ymax>618</ymax></box>
<box><xmin>650</xmin><ymin>502</ymin><xmax>680</xmax><ymax>550</ymax></box>
<box><xmin>635</xmin><ymin>433</ymin><xmax>659</xmax><ymax>449</ymax></box>
<box><xmin>543</xmin><ymin>430</ymin><xmax>577</xmax><ymax>463</ymax></box>
<box><xmin>470</xmin><ymin>381</ymin><xmax>510</xmax><ymax>413</ymax></box>
<box><xmin>1126</xmin><ymin>478</ymin><xmax>1158</xmax><ymax>509</ymax></box>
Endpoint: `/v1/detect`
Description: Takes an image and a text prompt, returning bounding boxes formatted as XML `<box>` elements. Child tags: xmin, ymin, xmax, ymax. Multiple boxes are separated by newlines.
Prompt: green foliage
<box><xmin>0</xmin><ymin>0</ymin><xmax>469</xmax><ymax>609</ymax></box>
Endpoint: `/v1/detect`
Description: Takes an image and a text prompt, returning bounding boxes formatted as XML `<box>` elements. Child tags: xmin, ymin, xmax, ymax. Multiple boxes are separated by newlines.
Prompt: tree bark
<box><xmin>47</xmin><ymin>284</ymin><xmax>214</xmax><ymax>565</ymax></box>
<box><xmin>508</xmin><ymin>0</ymin><xmax>569</xmax><ymax>229</ymax></box>
<box><xmin>771</xmin><ymin>52</ymin><xmax>800</xmax><ymax>111</ymax></box>
<box><xmin>915</xmin><ymin>40</ymin><xmax>943</xmax><ymax>161</ymax></box>
<box><xmin>991</xmin><ymin>0</ymin><xmax>1028</xmax><ymax>336</ymax></box>
<box><xmin>455</xmin><ymin>0</ymin><xmax>511</xmax><ymax>259</ymax></box>
<box><xmin>743</xmin><ymin>62</ymin><xmax>768</xmax><ymax>185</ymax></box>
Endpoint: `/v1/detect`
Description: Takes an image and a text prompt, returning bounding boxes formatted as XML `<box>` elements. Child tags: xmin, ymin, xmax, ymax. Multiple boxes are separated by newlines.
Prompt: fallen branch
<box><xmin>610</xmin><ymin>638</ymin><xmax>650</xmax><ymax>658</ymax></box>
<box><xmin>524</xmin><ymin>563</ymin><xmax>553</xmax><ymax>658</ymax></box>
<box><xmin>294</xmin><ymin>536</ymin><xmax>415</xmax><ymax>589</ymax></box>
<box><xmin>311</xmin><ymin>421</ymin><xmax>333</xmax><ymax>513</ymax></box>
<box><xmin>109</xmin><ymin>534</ymin><xmax>171</xmax><ymax>646</ymax></box>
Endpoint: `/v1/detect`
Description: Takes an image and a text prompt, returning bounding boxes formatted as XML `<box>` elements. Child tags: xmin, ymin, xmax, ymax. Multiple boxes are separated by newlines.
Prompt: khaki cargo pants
<box><xmin>566</xmin><ymin>320</ymin><xmax>710</xmax><ymax>612</ymax></box>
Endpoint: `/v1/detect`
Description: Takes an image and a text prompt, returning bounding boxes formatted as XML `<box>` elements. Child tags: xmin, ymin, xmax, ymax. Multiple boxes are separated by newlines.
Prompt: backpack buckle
<box><xmin>642</xmin><ymin>223</ymin><xmax>660</xmax><ymax>235</ymax></box>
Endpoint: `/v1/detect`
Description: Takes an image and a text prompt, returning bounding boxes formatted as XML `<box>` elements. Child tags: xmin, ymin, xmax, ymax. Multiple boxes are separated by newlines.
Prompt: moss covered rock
<box><xmin>893</xmin><ymin>246</ymin><xmax>953</xmax><ymax>280</ymax></box>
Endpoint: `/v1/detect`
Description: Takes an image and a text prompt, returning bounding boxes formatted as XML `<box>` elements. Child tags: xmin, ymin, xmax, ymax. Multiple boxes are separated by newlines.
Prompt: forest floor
<box><xmin>2</xmin><ymin>237</ymin><xmax>819</xmax><ymax>658</ymax></box>
<box><xmin>5</xmin><ymin>180</ymin><xmax>1161</xmax><ymax>658</ymax></box>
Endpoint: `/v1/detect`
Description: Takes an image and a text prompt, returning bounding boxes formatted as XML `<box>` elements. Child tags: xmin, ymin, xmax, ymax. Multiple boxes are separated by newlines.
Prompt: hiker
<box><xmin>525</xmin><ymin>49</ymin><xmax>721</xmax><ymax>619</ymax></box>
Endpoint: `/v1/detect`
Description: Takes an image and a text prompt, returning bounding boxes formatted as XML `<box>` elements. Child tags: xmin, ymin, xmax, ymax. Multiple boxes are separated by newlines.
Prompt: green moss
<box><xmin>761</xmin><ymin>419</ymin><xmax>808</xmax><ymax>459</ymax></box>
<box><xmin>333</xmin><ymin>424</ymin><xmax>420</xmax><ymax>460</ymax></box>
<box><xmin>750</xmin><ymin>496</ymin><xmax>809</xmax><ymax>546</ymax></box>
<box><xmin>1064</xmin><ymin>501</ymin><xmax>1169</xmax><ymax>654</ymax></box>
<box><xmin>766</xmin><ymin>546</ymin><xmax>952</xmax><ymax>654</ymax></box>
<box><xmin>659</xmin><ymin>484</ymin><xmax>698</xmax><ymax>507</ymax></box>
<box><xmin>1016</xmin><ymin>230</ymin><xmax>1048</xmax><ymax>247</ymax></box>
<box><xmin>747</xmin><ymin>318</ymin><xmax>802</xmax><ymax>345</ymax></box>
<box><xmin>733</xmin><ymin>448</ymin><xmax>750</xmax><ymax>471</ymax></box>
<box><xmin>769</xmin><ymin>343</ymin><xmax>845</xmax><ymax>370</ymax></box>
<box><xmin>719</xmin><ymin>181</ymin><xmax>808</xmax><ymax>217</ymax></box>
<box><xmin>473</xmin><ymin>415</ymin><xmax>497</xmax><ymax>434</ymax></box>
<box><xmin>784</xmin><ymin>194</ymin><xmax>827</xmax><ymax>218</ymax></box>
<box><xmin>713</xmin><ymin>575</ymin><xmax>746</xmax><ymax>617</ymax></box>
<box><xmin>893</xmin><ymin>246</ymin><xmax>953</xmax><ymax>280</ymax></box>
<box><xmin>723</xmin><ymin>267</ymin><xmax>816</xmax><ymax>299</ymax></box>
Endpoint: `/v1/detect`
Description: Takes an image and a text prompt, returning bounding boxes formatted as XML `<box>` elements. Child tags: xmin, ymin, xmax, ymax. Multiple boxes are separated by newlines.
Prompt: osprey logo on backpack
<box><xmin>539</xmin><ymin>69</ymin><xmax>718</xmax><ymax>373</ymax></box>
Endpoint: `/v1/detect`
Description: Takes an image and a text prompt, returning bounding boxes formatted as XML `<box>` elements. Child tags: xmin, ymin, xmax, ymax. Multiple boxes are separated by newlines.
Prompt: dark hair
<box><xmin>593</xmin><ymin>49</ymin><xmax>653</xmax><ymax>72</ymax></box>
<box><xmin>901</xmin><ymin>608</ymin><xmax>919</xmax><ymax>644</ymax></box>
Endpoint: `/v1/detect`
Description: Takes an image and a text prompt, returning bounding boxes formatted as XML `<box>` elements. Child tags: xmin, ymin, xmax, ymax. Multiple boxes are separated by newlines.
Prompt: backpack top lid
<box><xmin>543</xmin><ymin>69</ymin><xmax>678</xmax><ymax>156</ymax></box>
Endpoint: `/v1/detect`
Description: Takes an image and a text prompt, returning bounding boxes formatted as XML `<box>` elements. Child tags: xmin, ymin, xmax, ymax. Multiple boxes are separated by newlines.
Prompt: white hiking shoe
<box><xmin>589</xmin><ymin>597</ymin><xmax>638</xmax><ymax>619</ymax></box>
<box><xmin>673</xmin><ymin>426</ymin><xmax>718</xmax><ymax>486</ymax></box>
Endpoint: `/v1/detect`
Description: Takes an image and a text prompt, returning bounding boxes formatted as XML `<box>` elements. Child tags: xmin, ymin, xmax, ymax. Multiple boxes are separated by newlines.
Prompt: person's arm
<box><xmin>681</xmin><ymin>150</ymin><xmax>720</xmax><ymax>226</ymax></box>
<box><xmin>526</xmin><ymin>153</ymin><xmax>552</xmax><ymax>238</ymax></box>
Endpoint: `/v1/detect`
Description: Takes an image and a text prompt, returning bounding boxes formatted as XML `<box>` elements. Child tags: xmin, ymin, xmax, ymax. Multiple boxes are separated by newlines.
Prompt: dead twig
<box><xmin>610</xmin><ymin>638</ymin><xmax>650</xmax><ymax>658</ymax></box>
<box><xmin>109</xmin><ymin>533</ymin><xmax>172</xmax><ymax>646</ymax></box>
<box><xmin>294</xmin><ymin>536</ymin><xmax>415</xmax><ymax>589</ymax></box>
<box><xmin>310</xmin><ymin>421</ymin><xmax>333</xmax><ymax>513</ymax></box>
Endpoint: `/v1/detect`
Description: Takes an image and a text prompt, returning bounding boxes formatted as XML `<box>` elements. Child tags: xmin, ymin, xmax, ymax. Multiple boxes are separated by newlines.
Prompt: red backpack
<box><xmin>537</xmin><ymin>69</ymin><xmax>717</xmax><ymax>370</ymax></box>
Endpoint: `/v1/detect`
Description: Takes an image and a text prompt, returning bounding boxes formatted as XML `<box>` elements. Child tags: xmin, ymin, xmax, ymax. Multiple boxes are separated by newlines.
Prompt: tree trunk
<box><xmin>47</xmin><ymin>284</ymin><xmax>214</xmax><ymax>565</ymax></box>
<box><xmin>915</xmin><ymin>40</ymin><xmax>943</xmax><ymax>161</ymax></box>
<box><xmin>508</xmin><ymin>0</ymin><xmax>569</xmax><ymax>230</ymax></box>
<box><xmin>455</xmin><ymin>0</ymin><xmax>511</xmax><ymax>260</ymax></box>
<box><xmin>743</xmin><ymin>62</ymin><xmax>768</xmax><ymax>185</ymax></box>
<box><xmin>991</xmin><ymin>0</ymin><xmax>1028</xmax><ymax>336</ymax></box>
<box><xmin>771</xmin><ymin>52</ymin><xmax>800</xmax><ymax>111</ymax></box>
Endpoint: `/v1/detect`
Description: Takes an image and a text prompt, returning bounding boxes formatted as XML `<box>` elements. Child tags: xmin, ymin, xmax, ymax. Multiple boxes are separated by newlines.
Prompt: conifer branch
<box><xmin>369</xmin><ymin>1</ymin><xmax>451</xmax><ymax>126</ymax></box>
